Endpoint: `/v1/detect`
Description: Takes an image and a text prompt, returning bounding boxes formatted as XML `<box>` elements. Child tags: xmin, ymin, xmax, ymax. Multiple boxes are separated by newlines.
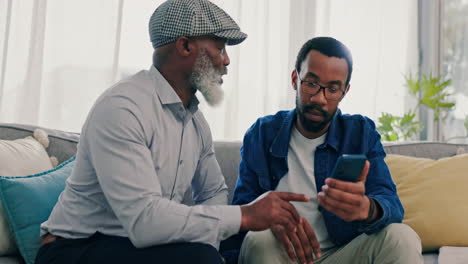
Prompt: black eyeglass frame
<box><xmin>295</xmin><ymin>69</ymin><xmax>346</xmax><ymax>101</ymax></box>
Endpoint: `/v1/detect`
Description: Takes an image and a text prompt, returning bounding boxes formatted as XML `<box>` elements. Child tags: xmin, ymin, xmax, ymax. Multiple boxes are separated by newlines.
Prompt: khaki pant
<box><xmin>239</xmin><ymin>223</ymin><xmax>423</xmax><ymax>264</ymax></box>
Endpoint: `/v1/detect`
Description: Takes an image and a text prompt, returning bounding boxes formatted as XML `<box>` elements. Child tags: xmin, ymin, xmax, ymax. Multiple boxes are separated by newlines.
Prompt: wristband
<box><xmin>364</xmin><ymin>197</ymin><xmax>375</xmax><ymax>223</ymax></box>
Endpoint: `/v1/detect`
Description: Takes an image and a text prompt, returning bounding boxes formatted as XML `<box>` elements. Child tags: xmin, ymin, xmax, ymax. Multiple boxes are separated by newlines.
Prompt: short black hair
<box><xmin>295</xmin><ymin>37</ymin><xmax>353</xmax><ymax>86</ymax></box>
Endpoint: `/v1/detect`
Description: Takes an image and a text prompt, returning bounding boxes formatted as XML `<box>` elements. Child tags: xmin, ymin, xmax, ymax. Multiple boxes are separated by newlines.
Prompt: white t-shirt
<box><xmin>276</xmin><ymin>126</ymin><xmax>334</xmax><ymax>248</ymax></box>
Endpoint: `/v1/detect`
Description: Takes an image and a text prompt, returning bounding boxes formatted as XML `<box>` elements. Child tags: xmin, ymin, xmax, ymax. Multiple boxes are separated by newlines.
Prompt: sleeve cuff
<box><xmin>356</xmin><ymin>197</ymin><xmax>388</xmax><ymax>233</ymax></box>
<box><xmin>218</xmin><ymin>205</ymin><xmax>242</xmax><ymax>241</ymax></box>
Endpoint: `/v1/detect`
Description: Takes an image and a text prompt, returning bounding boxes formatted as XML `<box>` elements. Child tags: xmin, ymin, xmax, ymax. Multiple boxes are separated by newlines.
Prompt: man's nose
<box><xmin>223</xmin><ymin>49</ymin><xmax>230</xmax><ymax>66</ymax></box>
<box><xmin>309</xmin><ymin>87</ymin><xmax>327</xmax><ymax>104</ymax></box>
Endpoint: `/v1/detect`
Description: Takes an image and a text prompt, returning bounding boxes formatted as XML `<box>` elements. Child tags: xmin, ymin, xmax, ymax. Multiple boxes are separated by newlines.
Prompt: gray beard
<box><xmin>189</xmin><ymin>51</ymin><xmax>224</xmax><ymax>106</ymax></box>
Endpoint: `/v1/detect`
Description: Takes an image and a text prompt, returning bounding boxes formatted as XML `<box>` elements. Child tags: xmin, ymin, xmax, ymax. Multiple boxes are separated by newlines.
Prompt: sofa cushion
<box><xmin>0</xmin><ymin>134</ymin><xmax>54</xmax><ymax>177</ymax></box>
<box><xmin>438</xmin><ymin>246</ymin><xmax>468</xmax><ymax>264</ymax></box>
<box><xmin>0</xmin><ymin>157</ymin><xmax>75</xmax><ymax>264</ymax></box>
<box><xmin>385</xmin><ymin>153</ymin><xmax>468</xmax><ymax>252</ymax></box>
<box><xmin>0</xmin><ymin>123</ymin><xmax>79</xmax><ymax>164</ymax></box>
<box><xmin>0</xmin><ymin>133</ymin><xmax>56</xmax><ymax>256</ymax></box>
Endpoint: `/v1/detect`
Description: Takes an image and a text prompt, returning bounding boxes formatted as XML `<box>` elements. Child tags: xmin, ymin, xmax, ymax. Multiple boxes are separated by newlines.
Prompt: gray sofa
<box><xmin>1</xmin><ymin>123</ymin><xmax>468</xmax><ymax>264</ymax></box>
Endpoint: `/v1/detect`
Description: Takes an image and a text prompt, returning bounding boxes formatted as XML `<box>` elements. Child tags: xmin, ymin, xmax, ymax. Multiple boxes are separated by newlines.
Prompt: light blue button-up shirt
<box><xmin>41</xmin><ymin>66</ymin><xmax>241</xmax><ymax>249</ymax></box>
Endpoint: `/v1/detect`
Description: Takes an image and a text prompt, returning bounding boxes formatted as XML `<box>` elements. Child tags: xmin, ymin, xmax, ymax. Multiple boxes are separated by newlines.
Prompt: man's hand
<box><xmin>318</xmin><ymin>161</ymin><xmax>373</xmax><ymax>222</ymax></box>
<box><xmin>240</xmin><ymin>191</ymin><xmax>309</xmax><ymax>233</ymax></box>
<box><xmin>271</xmin><ymin>217</ymin><xmax>322</xmax><ymax>264</ymax></box>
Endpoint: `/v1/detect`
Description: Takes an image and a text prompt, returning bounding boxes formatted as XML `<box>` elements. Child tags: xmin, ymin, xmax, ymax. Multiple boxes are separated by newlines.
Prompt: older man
<box><xmin>36</xmin><ymin>1</ymin><xmax>308</xmax><ymax>263</ymax></box>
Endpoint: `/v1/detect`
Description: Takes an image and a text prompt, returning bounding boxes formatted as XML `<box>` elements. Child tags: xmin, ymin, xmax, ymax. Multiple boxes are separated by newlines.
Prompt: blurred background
<box><xmin>0</xmin><ymin>0</ymin><xmax>466</xmax><ymax>142</ymax></box>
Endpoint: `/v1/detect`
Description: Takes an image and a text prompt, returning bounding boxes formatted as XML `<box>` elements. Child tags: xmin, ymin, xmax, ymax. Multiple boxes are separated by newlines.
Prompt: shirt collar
<box><xmin>149</xmin><ymin>65</ymin><xmax>199</xmax><ymax>115</ymax></box>
<box><xmin>270</xmin><ymin>109</ymin><xmax>296</xmax><ymax>157</ymax></box>
<box><xmin>325</xmin><ymin>109</ymin><xmax>342</xmax><ymax>151</ymax></box>
<box><xmin>270</xmin><ymin>108</ymin><xmax>342</xmax><ymax>157</ymax></box>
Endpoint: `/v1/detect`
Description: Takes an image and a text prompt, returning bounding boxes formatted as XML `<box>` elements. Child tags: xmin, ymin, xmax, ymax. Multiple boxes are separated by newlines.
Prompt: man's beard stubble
<box><xmin>295</xmin><ymin>94</ymin><xmax>335</xmax><ymax>133</ymax></box>
<box><xmin>189</xmin><ymin>50</ymin><xmax>225</xmax><ymax>107</ymax></box>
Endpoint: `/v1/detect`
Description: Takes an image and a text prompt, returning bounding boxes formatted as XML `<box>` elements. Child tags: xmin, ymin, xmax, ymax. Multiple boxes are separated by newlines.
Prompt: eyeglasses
<box><xmin>295</xmin><ymin>69</ymin><xmax>345</xmax><ymax>101</ymax></box>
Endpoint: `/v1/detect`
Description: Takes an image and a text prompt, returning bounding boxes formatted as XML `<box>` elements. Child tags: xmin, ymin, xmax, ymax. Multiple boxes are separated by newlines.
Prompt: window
<box><xmin>441</xmin><ymin>0</ymin><xmax>468</xmax><ymax>142</ymax></box>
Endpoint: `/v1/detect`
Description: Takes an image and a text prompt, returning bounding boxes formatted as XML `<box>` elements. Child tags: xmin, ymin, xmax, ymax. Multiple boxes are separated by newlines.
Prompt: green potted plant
<box><xmin>377</xmin><ymin>73</ymin><xmax>455</xmax><ymax>141</ymax></box>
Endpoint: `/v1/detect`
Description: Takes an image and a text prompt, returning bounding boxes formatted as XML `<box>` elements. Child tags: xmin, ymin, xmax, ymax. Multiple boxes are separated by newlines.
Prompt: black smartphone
<box><xmin>329</xmin><ymin>154</ymin><xmax>367</xmax><ymax>182</ymax></box>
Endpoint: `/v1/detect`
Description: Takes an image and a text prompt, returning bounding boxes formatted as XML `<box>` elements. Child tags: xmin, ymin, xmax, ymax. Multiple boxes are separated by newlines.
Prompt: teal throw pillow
<box><xmin>0</xmin><ymin>157</ymin><xmax>75</xmax><ymax>264</ymax></box>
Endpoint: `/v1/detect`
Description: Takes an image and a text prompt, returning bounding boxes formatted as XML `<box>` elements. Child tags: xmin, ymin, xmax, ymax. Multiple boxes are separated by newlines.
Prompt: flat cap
<box><xmin>149</xmin><ymin>0</ymin><xmax>247</xmax><ymax>48</ymax></box>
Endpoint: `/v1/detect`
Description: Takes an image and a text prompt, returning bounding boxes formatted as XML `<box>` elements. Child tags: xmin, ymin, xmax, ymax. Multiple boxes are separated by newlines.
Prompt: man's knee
<box><xmin>241</xmin><ymin>230</ymin><xmax>277</xmax><ymax>255</ymax></box>
<box><xmin>380</xmin><ymin>223</ymin><xmax>422</xmax><ymax>252</ymax></box>
<box><xmin>239</xmin><ymin>230</ymin><xmax>290</xmax><ymax>264</ymax></box>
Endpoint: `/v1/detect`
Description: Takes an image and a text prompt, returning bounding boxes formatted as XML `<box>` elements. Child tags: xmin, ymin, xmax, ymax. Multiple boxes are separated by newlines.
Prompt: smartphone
<box><xmin>329</xmin><ymin>154</ymin><xmax>367</xmax><ymax>182</ymax></box>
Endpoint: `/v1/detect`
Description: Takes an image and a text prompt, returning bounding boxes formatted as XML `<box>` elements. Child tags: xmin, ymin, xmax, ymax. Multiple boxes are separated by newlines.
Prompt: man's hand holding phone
<box><xmin>317</xmin><ymin>155</ymin><xmax>374</xmax><ymax>222</ymax></box>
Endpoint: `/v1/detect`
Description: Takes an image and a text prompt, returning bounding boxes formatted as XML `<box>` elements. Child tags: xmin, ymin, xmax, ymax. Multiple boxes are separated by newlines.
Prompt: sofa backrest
<box><xmin>384</xmin><ymin>141</ymin><xmax>468</xmax><ymax>159</ymax></box>
<box><xmin>0</xmin><ymin>123</ymin><xmax>79</xmax><ymax>164</ymax></box>
<box><xmin>211</xmin><ymin>141</ymin><xmax>468</xmax><ymax>204</ymax></box>
<box><xmin>2</xmin><ymin>123</ymin><xmax>468</xmax><ymax>205</ymax></box>
<box><xmin>213</xmin><ymin>142</ymin><xmax>243</xmax><ymax>204</ymax></box>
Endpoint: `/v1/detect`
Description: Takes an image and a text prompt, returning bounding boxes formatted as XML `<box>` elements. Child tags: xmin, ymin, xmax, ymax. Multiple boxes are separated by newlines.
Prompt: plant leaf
<box><xmin>405</xmin><ymin>73</ymin><xmax>420</xmax><ymax>96</ymax></box>
<box><xmin>377</xmin><ymin>111</ymin><xmax>421</xmax><ymax>142</ymax></box>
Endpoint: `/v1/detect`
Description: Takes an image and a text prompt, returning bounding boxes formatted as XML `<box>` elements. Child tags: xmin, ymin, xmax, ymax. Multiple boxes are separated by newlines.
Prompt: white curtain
<box><xmin>315</xmin><ymin>0</ymin><xmax>419</xmax><ymax>123</ymax></box>
<box><xmin>0</xmin><ymin>0</ymin><xmax>417</xmax><ymax>140</ymax></box>
<box><xmin>0</xmin><ymin>0</ymin><xmax>125</xmax><ymax>132</ymax></box>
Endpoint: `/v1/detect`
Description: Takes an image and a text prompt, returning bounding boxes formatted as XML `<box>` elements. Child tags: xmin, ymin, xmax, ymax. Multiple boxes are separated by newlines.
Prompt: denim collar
<box><xmin>269</xmin><ymin>108</ymin><xmax>342</xmax><ymax>157</ymax></box>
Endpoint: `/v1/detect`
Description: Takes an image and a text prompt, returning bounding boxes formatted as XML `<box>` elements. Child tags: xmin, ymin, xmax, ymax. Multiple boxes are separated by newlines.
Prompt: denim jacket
<box><xmin>231</xmin><ymin>109</ymin><xmax>403</xmax><ymax>247</ymax></box>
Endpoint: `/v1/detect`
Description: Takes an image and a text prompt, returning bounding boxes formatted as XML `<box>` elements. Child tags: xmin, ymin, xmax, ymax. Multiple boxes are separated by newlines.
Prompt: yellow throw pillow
<box><xmin>385</xmin><ymin>154</ymin><xmax>468</xmax><ymax>252</ymax></box>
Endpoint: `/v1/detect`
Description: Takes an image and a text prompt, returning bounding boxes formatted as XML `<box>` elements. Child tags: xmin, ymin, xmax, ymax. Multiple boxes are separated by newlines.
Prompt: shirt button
<box><xmin>179</xmin><ymin>160</ymin><xmax>183</xmax><ymax>165</ymax></box>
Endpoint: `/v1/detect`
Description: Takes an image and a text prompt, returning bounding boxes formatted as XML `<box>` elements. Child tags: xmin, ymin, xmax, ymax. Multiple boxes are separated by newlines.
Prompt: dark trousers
<box><xmin>35</xmin><ymin>232</ymin><xmax>223</xmax><ymax>264</ymax></box>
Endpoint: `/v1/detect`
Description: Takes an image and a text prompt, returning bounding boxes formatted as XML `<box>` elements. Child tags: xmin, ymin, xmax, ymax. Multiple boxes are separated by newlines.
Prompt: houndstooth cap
<box><xmin>149</xmin><ymin>0</ymin><xmax>247</xmax><ymax>49</ymax></box>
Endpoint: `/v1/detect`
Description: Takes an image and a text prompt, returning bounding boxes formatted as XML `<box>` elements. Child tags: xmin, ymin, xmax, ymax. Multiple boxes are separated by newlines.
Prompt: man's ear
<box><xmin>175</xmin><ymin>36</ymin><xmax>194</xmax><ymax>57</ymax></box>
<box><xmin>291</xmin><ymin>69</ymin><xmax>298</xmax><ymax>91</ymax></box>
